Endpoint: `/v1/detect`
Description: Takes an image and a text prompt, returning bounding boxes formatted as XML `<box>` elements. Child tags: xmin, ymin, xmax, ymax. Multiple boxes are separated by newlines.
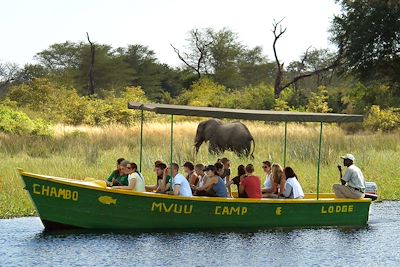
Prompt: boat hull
<box><xmin>19</xmin><ymin>170</ymin><xmax>371</xmax><ymax>230</ymax></box>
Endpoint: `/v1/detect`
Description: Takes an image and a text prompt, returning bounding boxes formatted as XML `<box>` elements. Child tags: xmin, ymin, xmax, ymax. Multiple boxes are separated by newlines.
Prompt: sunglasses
<box><xmin>262</xmin><ymin>166</ymin><xmax>269</xmax><ymax>168</ymax></box>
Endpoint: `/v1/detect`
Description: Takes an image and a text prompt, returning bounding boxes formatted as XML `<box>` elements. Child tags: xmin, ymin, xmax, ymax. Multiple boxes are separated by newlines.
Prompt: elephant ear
<box><xmin>203</xmin><ymin>119</ymin><xmax>221</xmax><ymax>140</ymax></box>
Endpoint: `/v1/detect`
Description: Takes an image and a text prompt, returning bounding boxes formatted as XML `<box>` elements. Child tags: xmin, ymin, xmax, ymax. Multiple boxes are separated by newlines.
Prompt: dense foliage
<box><xmin>331</xmin><ymin>0</ymin><xmax>400</xmax><ymax>95</ymax></box>
<box><xmin>0</xmin><ymin>104</ymin><xmax>52</xmax><ymax>136</ymax></box>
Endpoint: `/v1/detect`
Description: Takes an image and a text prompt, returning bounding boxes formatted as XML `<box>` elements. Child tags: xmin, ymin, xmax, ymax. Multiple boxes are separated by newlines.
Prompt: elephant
<box><xmin>194</xmin><ymin>119</ymin><xmax>255</xmax><ymax>158</ymax></box>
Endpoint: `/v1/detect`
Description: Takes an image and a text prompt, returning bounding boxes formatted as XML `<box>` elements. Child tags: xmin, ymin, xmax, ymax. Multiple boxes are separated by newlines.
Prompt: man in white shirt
<box><xmin>333</xmin><ymin>154</ymin><xmax>366</xmax><ymax>199</ymax></box>
<box><xmin>164</xmin><ymin>163</ymin><xmax>192</xmax><ymax>197</ymax></box>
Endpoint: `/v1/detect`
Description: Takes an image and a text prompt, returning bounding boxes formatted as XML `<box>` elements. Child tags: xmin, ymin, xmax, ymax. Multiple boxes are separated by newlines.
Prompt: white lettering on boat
<box><xmin>151</xmin><ymin>202</ymin><xmax>193</xmax><ymax>214</ymax></box>
<box><xmin>214</xmin><ymin>206</ymin><xmax>247</xmax><ymax>216</ymax></box>
<box><xmin>321</xmin><ymin>205</ymin><xmax>353</xmax><ymax>214</ymax></box>
<box><xmin>32</xmin><ymin>184</ymin><xmax>78</xmax><ymax>201</ymax></box>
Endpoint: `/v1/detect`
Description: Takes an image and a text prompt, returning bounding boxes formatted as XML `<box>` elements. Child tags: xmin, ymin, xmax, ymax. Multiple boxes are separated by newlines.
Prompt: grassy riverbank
<box><xmin>1</xmin><ymin>121</ymin><xmax>400</xmax><ymax>218</ymax></box>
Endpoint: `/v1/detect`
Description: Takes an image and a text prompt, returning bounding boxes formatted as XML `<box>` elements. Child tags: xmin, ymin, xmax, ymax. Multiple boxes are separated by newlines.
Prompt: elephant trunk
<box><xmin>194</xmin><ymin>135</ymin><xmax>204</xmax><ymax>154</ymax></box>
<box><xmin>194</xmin><ymin>141</ymin><xmax>202</xmax><ymax>154</ymax></box>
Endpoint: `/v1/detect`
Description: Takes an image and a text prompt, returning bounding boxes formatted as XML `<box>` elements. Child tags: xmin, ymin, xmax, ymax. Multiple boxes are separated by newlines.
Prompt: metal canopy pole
<box><xmin>316</xmin><ymin>122</ymin><xmax>323</xmax><ymax>200</ymax></box>
<box><xmin>139</xmin><ymin>109</ymin><xmax>144</xmax><ymax>172</ymax></box>
<box><xmin>169</xmin><ymin>114</ymin><xmax>174</xmax><ymax>191</ymax></box>
<box><xmin>283</xmin><ymin>122</ymin><xmax>288</xmax><ymax>167</ymax></box>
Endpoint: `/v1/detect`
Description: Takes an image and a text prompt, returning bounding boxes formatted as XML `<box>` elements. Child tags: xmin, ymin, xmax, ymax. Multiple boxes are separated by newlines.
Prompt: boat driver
<box><xmin>332</xmin><ymin>154</ymin><xmax>366</xmax><ymax>199</ymax></box>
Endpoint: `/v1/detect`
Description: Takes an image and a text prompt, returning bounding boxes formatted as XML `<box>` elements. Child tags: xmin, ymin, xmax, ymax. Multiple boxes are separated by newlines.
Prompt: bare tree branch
<box><xmin>170</xmin><ymin>44</ymin><xmax>201</xmax><ymax>79</ymax></box>
<box><xmin>272</xmin><ymin>18</ymin><xmax>287</xmax><ymax>98</ymax></box>
<box><xmin>86</xmin><ymin>32</ymin><xmax>95</xmax><ymax>95</ymax></box>
<box><xmin>0</xmin><ymin>62</ymin><xmax>19</xmax><ymax>95</ymax></box>
<box><xmin>281</xmin><ymin>49</ymin><xmax>343</xmax><ymax>91</ymax></box>
<box><xmin>171</xmin><ymin>28</ymin><xmax>214</xmax><ymax>79</ymax></box>
<box><xmin>300</xmin><ymin>46</ymin><xmax>312</xmax><ymax>70</ymax></box>
<box><xmin>271</xmin><ymin>18</ymin><xmax>343</xmax><ymax>99</ymax></box>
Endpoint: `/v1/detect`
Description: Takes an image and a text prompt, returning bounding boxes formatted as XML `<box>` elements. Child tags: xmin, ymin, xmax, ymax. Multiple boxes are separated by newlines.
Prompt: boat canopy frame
<box><xmin>128</xmin><ymin>102</ymin><xmax>364</xmax><ymax>199</ymax></box>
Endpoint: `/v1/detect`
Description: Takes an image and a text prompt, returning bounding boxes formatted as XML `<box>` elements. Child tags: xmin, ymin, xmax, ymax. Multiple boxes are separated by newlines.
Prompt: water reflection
<box><xmin>1</xmin><ymin>202</ymin><xmax>399</xmax><ymax>267</ymax></box>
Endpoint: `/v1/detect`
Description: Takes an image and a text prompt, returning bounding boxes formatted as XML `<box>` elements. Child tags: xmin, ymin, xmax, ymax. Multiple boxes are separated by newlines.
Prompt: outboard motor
<box><xmin>364</xmin><ymin>181</ymin><xmax>378</xmax><ymax>201</ymax></box>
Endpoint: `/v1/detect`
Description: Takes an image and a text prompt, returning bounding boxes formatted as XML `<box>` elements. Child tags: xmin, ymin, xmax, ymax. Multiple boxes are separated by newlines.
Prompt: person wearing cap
<box><xmin>194</xmin><ymin>165</ymin><xmax>227</xmax><ymax>197</ymax></box>
<box><xmin>164</xmin><ymin>163</ymin><xmax>192</xmax><ymax>197</ymax></box>
<box><xmin>333</xmin><ymin>154</ymin><xmax>366</xmax><ymax>199</ymax></box>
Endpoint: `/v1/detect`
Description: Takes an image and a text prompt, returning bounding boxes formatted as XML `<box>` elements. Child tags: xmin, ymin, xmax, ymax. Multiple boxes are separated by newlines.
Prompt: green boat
<box><xmin>19</xmin><ymin>103</ymin><xmax>372</xmax><ymax>230</ymax></box>
<box><xmin>19</xmin><ymin>170</ymin><xmax>371</xmax><ymax>230</ymax></box>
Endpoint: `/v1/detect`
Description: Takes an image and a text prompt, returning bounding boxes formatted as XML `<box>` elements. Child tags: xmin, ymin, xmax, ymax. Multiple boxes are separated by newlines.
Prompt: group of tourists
<box><xmin>105</xmin><ymin>153</ymin><xmax>365</xmax><ymax>200</ymax></box>
<box><xmin>106</xmin><ymin>157</ymin><xmax>305</xmax><ymax>199</ymax></box>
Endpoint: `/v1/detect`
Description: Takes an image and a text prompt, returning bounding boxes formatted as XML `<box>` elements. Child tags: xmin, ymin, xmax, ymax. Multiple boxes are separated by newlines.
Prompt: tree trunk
<box><xmin>86</xmin><ymin>32</ymin><xmax>95</xmax><ymax>95</ymax></box>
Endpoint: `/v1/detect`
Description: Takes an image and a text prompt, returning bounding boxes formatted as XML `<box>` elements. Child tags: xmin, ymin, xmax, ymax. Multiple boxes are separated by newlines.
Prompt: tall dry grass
<box><xmin>1</xmin><ymin>120</ymin><xmax>400</xmax><ymax>218</ymax></box>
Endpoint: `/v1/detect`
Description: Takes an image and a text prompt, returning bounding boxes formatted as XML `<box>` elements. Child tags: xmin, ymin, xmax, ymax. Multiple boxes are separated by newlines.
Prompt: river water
<box><xmin>0</xmin><ymin>201</ymin><xmax>399</xmax><ymax>267</ymax></box>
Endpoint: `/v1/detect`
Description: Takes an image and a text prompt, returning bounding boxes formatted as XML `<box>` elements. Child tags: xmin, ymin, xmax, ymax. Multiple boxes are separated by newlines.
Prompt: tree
<box><xmin>171</xmin><ymin>29</ymin><xmax>214</xmax><ymax>80</ymax></box>
<box><xmin>0</xmin><ymin>62</ymin><xmax>19</xmax><ymax>96</ymax></box>
<box><xmin>286</xmin><ymin>48</ymin><xmax>338</xmax><ymax>107</ymax></box>
<box><xmin>208</xmin><ymin>29</ymin><xmax>243</xmax><ymax>88</ymax></box>
<box><xmin>35</xmin><ymin>41</ymin><xmax>82</xmax><ymax>70</ymax></box>
<box><xmin>238</xmin><ymin>47</ymin><xmax>276</xmax><ymax>87</ymax></box>
<box><xmin>331</xmin><ymin>0</ymin><xmax>400</xmax><ymax>90</ymax></box>
<box><xmin>75</xmin><ymin>44</ymin><xmax>133</xmax><ymax>96</ymax></box>
<box><xmin>14</xmin><ymin>64</ymin><xmax>48</xmax><ymax>84</ymax></box>
<box><xmin>272</xmin><ymin>19</ymin><xmax>342</xmax><ymax>98</ymax></box>
<box><xmin>119</xmin><ymin>44</ymin><xmax>187</xmax><ymax>100</ymax></box>
<box><xmin>172</xmin><ymin>28</ymin><xmax>274</xmax><ymax>89</ymax></box>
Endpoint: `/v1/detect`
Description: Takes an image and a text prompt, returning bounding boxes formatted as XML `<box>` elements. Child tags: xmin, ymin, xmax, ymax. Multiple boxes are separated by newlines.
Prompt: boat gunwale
<box><xmin>19</xmin><ymin>170</ymin><xmax>372</xmax><ymax>205</ymax></box>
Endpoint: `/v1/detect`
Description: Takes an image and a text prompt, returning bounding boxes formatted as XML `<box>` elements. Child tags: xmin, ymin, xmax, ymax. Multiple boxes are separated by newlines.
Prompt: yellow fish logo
<box><xmin>275</xmin><ymin>207</ymin><xmax>282</xmax><ymax>216</ymax></box>
<box><xmin>98</xmin><ymin>196</ymin><xmax>117</xmax><ymax>205</ymax></box>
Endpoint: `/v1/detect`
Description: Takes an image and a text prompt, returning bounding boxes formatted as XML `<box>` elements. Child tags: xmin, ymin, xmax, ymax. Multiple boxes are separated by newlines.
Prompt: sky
<box><xmin>1</xmin><ymin>0</ymin><xmax>341</xmax><ymax>68</ymax></box>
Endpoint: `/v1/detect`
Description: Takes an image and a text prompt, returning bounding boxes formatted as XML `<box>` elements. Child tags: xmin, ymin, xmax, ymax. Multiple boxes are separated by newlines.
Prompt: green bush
<box><xmin>6</xmin><ymin>79</ymin><xmax>151</xmax><ymax>127</ymax></box>
<box><xmin>0</xmin><ymin>105</ymin><xmax>53</xmax><ymax>136</ymax></box>
<box><xmin>307</xmin><ymin>86</ymin><xmax>332</xmax><ymax>113</ymax></box>
<box><xmin>341</xmin><ymin>83</ymin><xmax>397</xmax><ymax>114</ymax></box>
<box><xmin>177</xmin><ymin>78</ymin><xmax>228</xmax><ymax>107</ymax></box>
<box><xmin>364</xmin><ymin>105</ymin><xmax>400</xmax><ymax>132</ymax></box>
<box><xmin>7</xmin><ymin>78</ymin><xmax>82</xmax><ymax>122</ymax></box>
<box><xmin>224</xmin><ymin>83</ymin><xmax>275</xmax><ymax>110</ymax></box>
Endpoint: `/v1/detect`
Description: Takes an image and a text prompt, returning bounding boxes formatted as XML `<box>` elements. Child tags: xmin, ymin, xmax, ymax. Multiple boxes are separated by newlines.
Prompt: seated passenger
<box><xmin>215</xmin><ymin>162</ymin><xmax>225</xmax><ymax>180</ymax></box>
<box><xmin>261</xmin><ymin>161</ymin><xmax>273</xmax><ymax>193</ymax></box>
<box><xmin>281</xmin><ymin>167</ymin><xmax>304</xmax><ymax>199</ymax></box>
<box><xmin>106</xmin><ymin>159</ymin><xmax>129</xmax><ymax>186</ymax></box>
<box><xmin>332</xmin><ymin>154</ymin><xmax>365</xmax><ymax>199</ymax></box>
<box><xmin>183</xmin><ymin>161</ymin><xmax>199</xmax><ymax>187</ymax></box>
<box><xmin>195</xmin><ymin>165</ymin><xmax>228</xmax><ymax>197</ymax></box>
<box><xmin>165</xmin><ymin>163</ymin><xmax>192</xmax><ymax>197</ymax></box>
<box><xmin>194</xmin><ymin>163</ymin><xmax>208</xmax><ymax>188</ymax></box>
<box><xmin>146</xmin><ymin>160</ymin><xmax>164</xmax><ymax>191</ymax></box>
<box><xmin>239</xmin><ymin>164</ymin><xmax>262</xmax><ymax>198</ymax></box>
<box><xmin>230</xmin><ymin>165</ymin><xmax>247</xmax><ymax>198</ymax></box>
<box><xmin>158</xmin><ymin>163</ymin><xmax>172</xmax><ymax>193</ymax></box>
<box><xmin>263</xmin><ymin>163</ymin><xmax>282</xmax><ymax>198</ymax></box>
<box><xmin>220</xmin><ymin>157</ymin><xmax>232</xmax><ymax>197</ymax></box>
<box><xmin>113</xmin><ymin>162</ymin><xmax>146</xmax><ymax>192</ymax></box>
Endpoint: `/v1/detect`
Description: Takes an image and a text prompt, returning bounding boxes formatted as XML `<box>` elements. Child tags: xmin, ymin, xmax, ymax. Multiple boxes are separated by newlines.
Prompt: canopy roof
<box><xmin>128</xmin><ymin>102</ymin><xmax>363</xmax><ymax>123</ymax></box>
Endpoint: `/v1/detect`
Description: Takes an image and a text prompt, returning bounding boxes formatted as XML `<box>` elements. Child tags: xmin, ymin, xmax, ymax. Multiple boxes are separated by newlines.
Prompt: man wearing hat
<box><xmin>332</xmin><ymin>154</ymin><xmax>366</xmax><ymax>199</ymax></box>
